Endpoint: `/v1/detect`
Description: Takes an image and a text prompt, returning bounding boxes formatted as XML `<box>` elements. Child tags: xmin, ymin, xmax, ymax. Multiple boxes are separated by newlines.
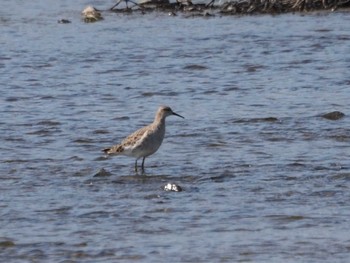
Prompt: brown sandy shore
<box><xmin>108</xmin><ymin>0</ymin><xmax>350</xmax><ymax>16</ymax></box>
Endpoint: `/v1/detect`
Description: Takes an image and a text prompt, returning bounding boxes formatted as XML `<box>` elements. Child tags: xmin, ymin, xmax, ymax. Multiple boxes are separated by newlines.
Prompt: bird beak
<box><xmin>172</xmin><ymin>111</ymin><xmax>184</xmax><ymax>119</ymax></box>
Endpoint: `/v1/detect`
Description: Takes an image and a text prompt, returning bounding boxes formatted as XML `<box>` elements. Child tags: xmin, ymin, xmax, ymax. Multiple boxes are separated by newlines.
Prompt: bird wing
<box><xmin>103</xmin><ymin>124</ymin><xmax>152</xmax><ymax>155</ymax></box>
<box><xmin>121</xmin><ymin>125</ymin><xmax>151</xmax><ymax>148</ymax></box>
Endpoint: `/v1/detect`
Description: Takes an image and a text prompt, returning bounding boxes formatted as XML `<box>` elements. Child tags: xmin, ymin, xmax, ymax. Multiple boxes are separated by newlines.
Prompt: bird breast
<box><xmin>132</xmin><ymin>123</ymin><xmax>165</xmax><ymax>157</ymax></box>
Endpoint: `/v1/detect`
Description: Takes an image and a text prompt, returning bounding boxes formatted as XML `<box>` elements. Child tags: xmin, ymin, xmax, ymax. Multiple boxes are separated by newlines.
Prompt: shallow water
<box><xmin>1</xmin><ymin>0</ymin><xmax>350</xmax><ymax>262</ymax></box>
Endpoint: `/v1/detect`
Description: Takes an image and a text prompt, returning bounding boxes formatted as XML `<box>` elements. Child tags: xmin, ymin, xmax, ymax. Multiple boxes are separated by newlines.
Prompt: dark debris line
<box><xmin>107</xmin><ymin>0</ymin><xmax>350</xmax><ymax>16</ymax></box>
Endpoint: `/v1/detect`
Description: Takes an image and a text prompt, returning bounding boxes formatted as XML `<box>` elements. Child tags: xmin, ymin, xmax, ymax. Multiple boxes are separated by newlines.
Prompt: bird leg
<box><xmin>141</xmin><ymin>157</ymin><xmax>146</xmax><ymax>172</ymax></box>
<box><xmin>135</xmin><ymin>159</ymin><xmax>138</xmax><ymax>172</ymax></box>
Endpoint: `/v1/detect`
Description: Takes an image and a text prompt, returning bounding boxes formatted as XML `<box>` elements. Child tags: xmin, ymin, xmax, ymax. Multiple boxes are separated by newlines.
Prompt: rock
<box><xmin>139</xmin><ymin>0</ymin><xmax>169</xmax><ymax>4</ymax></box>
<box><xmin>57</xmin><ymin>19</ymin><xmax>71</xmax><ymax>24</ymax></box>
<box><xmin>164</xmin><ymin>183</ymin><xmax>182</xmax><ymax>192</ymax></box>
<box><xmin>139</xmin><ymin>0</ymin><xmax>171</xmax><ymax>9</ymax></box>
<box><xmin>0</xmin><ymin>240</ymin><xmax>15</xmax><ymax>247</ymax></box>
<box><xmin>82</xmin><ymin>6</ymin><xmax>103</xmax><ymax>23</ymax></box>
<box><xmin>94</xmin><ymin>168</ymin><xmax>111</xmax><ymax>177</ymax></box>
<box><xmin>177</xmin><ymin>0</ymin><xmax>193</xmax><ymax>7</ymax></box>
<box><xmin>321</xmin><ymin>111</ymin><xmax>345</xmax><ymax>120</ymax></box>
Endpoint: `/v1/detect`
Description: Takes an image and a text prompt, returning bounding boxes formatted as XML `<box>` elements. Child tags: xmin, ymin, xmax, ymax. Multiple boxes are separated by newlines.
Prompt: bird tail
<box><xmin>102</xmin><ymin>144</ymin><xmax>124</xmax><ymax>155</ymax></box>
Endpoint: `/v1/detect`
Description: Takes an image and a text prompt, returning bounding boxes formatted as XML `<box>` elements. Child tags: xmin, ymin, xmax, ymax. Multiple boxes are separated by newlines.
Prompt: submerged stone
<box><xmin>0</xmin><ymin>240</ymin><xmax>15</xmax><ymax>247</ymax></box>
<box><xmin>94</xmin><ymin>168</ymin><xmax>112</xmax><ymax>177</ymax></box>
<box><xmin>57</xmin><ymin>19</ymin><xmax>71</xmax><ymax>24</ymax></box>
<box><xmin>164</xmin><ymin>183</ymin><xmax>182</xmax><ymax>192</ymax></box>
<box><xmin>321</xmin><ymin>111</ymin><xmax>345</xmax><ymax>120</ymax></box>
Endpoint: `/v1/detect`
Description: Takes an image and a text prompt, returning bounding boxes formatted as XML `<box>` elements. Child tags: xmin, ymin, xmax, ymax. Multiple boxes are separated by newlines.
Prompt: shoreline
<box><xmin>107</xmin><ymin>0</ymin><xmax>350</xmax><ymax>16</ymax></box>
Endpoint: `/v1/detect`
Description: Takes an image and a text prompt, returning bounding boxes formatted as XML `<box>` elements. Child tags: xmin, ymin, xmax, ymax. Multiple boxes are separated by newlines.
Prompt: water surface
<box><xmin>1</xmin><ymin>1</ymin><xmax>350</xmax><ymax>262</ymax></box>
